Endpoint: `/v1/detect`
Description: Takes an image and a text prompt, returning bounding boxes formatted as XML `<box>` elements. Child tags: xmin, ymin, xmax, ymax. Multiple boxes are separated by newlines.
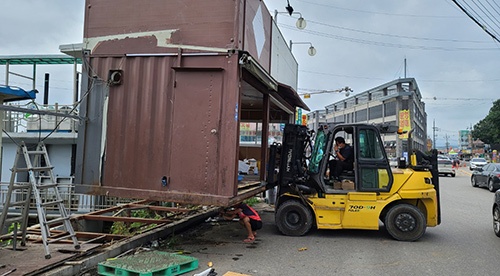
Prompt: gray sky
<box><xmin>0</xmin><ymin>1</ymin><xmax>85</xmax><ymax>108</ymax></box>
<box><xmin>0</xmin><ymin>0</ymin><xmax>498</xmax><ymax>148</ymax></box>
<box><xmin>267</xmin><ymin>0</ymin><xmax>499</xmax><ymax>148</ymax></box>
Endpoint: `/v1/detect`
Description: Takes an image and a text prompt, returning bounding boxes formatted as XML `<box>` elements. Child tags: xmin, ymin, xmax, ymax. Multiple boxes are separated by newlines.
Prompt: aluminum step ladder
<box><xmin>0</xmin><ymin>141</ymin><xmax>79</xmax><ymax>259</ymax></box>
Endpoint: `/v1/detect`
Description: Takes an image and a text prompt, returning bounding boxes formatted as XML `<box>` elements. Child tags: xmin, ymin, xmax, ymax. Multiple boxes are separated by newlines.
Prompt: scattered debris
<box><xmin>222</xmin><ymin>272</ymin><xmax>251</xmax><ymax>276</ymax></box>
<box><xmin>0</xmin><ymin>268</ymin><xmax>16</xmax><ymax>276</ymax></box>
<box><xmin>194</xmin><ymin>267</ymin><xmax>217</xmax><ymax>276</ymax></box>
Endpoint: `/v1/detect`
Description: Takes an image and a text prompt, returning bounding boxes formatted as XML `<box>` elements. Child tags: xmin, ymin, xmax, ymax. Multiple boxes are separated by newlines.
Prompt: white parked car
<box><xmin>438</xmin><ymin>155</ymin><xmax>451</xmax><ymax>161</ymax></box>
<box><xmin>389</xmin><ymin>157</ymin><xmax>399</xmax><ymax>167</ymax></box>
<box><xmin>438</xmin><ymin>159</ymin><xmax>456</xmax><ymax>177</ymax></box>
<box><xmin>470</xmin><ymin>158</ymin><xmax>488</xmax><ymax>171</ymax></box>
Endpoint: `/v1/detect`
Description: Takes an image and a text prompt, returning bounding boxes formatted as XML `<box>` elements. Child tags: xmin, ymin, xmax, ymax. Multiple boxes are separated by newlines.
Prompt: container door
<box><xmin>169</xmin><ymin>70</ymin><xmax>223</xmax><ymax>194</ymax></box>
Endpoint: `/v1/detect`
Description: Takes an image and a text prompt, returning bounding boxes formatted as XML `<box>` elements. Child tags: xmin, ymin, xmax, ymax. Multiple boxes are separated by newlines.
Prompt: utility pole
<box><xmin>433</xmin><ymin>119</ymin><xmax>438</xmax><ymax>149</ymax></box>
<box><xmin>404</xmin><ymin>58</ymin><xmax>407</xmax><ymax>78</ymax></box>
<box><xmin>468</xmin><ymin>123</ymin><xmax>473</xmax><ymax>153</ymax></box>
<box><xmin>444</xmin><ymin>134</ymin><xmax>450</xmax><ymax>153</ymax></box>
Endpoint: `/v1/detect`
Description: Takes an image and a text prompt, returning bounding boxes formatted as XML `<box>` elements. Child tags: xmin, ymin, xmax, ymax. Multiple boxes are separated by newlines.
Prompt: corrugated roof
<box><xmin>0</xmin><ymin>54</ymin><xmax>82</xmax><ymax>65</ymax></box>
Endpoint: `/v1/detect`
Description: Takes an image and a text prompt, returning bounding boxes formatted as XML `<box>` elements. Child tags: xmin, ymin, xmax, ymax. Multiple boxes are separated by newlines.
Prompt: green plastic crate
<box><xmin>98</xmin><ymin>251</ymin><xmax>198</xmax><ymax>276</ymax></box>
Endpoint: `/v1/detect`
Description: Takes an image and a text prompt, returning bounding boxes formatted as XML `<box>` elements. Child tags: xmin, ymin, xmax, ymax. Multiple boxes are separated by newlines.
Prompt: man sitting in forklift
<box><xmin>328</xmin><ymin>137</ymin><xmax>354</xmax><ymax>182</ymax></box>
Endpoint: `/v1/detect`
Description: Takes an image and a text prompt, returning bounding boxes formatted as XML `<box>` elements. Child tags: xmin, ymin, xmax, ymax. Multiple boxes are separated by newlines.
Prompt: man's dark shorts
<box><xmin>250</xmin><ymin>219</ymin><xmax>262</xmax><ymax>231</ymax></box>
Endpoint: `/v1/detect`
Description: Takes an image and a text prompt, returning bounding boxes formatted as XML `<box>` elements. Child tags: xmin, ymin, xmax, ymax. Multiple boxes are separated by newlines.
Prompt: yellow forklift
<box><xmin>267</xmin><ymin>123</ymin><xmax>440</xmax><ymax>241</ymax></box>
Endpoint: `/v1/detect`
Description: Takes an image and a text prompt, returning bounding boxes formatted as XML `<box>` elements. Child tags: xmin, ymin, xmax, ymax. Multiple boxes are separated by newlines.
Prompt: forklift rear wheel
<box><xmin>385</xmin><ymin>204</ymin><xmax>426</xmax><ymax>241</ymax></box>
<box><xmin>275</xmin><ymin>200</ymin><xmax>313</xmax><ymax>236</ymax></box>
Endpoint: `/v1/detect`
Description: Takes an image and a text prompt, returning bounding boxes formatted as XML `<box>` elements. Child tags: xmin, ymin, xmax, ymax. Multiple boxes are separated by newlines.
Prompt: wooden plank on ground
<box><xmin>82</xmin><ymin>215</ymin><xmax>171</xmax><ymax>224</ymax></box>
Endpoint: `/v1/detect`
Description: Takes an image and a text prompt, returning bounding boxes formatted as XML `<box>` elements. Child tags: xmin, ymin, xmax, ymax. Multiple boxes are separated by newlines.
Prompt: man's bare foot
<box><xmin>244</xmin><ymin>236</ymin><xmax>255</xmax><ymax>243</ymax></box>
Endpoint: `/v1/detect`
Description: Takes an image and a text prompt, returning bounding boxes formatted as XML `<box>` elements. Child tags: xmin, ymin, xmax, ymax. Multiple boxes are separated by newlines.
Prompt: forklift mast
<box><xmin>270</xmin><ymin>125</ymin><xmax>310</xmax><ymax>194</ymax></box>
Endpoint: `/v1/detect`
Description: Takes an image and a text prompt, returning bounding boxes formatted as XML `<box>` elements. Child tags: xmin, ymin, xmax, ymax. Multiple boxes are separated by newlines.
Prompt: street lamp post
<box><xmin>298</xmin><ymin>86</ymin><xmax>352</xmax><ymax>98</ymax></box>
<box><xmin>289</xmin><ymin>41</ymin><xmax>316</xmax><ymax>56</ymax></box>
<box><xmin>274</xmin><ymin>10</ymin><xmax>307</xmax><ymax>29</ymax></box>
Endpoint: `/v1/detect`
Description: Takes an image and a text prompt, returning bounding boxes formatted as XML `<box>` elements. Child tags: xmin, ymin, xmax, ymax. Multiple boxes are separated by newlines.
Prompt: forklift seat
<box><xmin>340</xmin><ymin>170</ymin><xmax>355</xmax><ymax>181</ymax></box>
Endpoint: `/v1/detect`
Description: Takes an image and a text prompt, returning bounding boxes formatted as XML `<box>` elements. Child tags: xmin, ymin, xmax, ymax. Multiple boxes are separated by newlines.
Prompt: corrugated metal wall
<box><xmin>76</xmin><ymin>54</ymin><xmax>242</xmax><ymax>205</ymax></box>
<box><xmin>75</xmin><ymin>0</ymin><xmax>291</xmax><ymax>205</ymax></box>
<box><xmin>101</xmin><ymin>56</ymin><xmax>175</xmax><ymax>189</ymax></box>
<box><xmin>75</xmin><ymin>66</ymin><xmax>108</xmax><ymax>187</ymax></box>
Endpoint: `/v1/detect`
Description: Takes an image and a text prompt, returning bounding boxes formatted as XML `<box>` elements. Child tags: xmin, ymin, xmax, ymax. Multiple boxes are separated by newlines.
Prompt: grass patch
<box><xmin>243</xmin><ymin>197</ymin><xmax>260</xmax><ymax>206</ymax></box>
<box><xmin>110</xmin><ymin>209</ymin><xmax>162</xmax><ymax>236</ymax></box>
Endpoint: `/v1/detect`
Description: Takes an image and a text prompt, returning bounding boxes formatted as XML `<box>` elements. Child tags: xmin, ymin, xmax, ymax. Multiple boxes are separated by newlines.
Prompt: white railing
<box><xmin>0</xmin><ymin>182</ymin><xmax>141</xmax><ymax>215</ymax></box>
<box><xmin>2</xmin><ymin>102</ymin><xmax>78</xmax><ymax>133</ymax></box>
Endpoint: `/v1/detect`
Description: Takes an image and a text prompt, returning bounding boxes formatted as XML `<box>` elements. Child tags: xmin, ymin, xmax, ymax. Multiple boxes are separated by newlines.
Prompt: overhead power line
<box><xmin>304</xmin><ymin>18</ymin><xmax>492</xmax><ymax>44</ymax></box>
<box><xmin>294</xmin><ymin>0</ymin><xmax>463</xmax><ymax>18</ymax></box>
<box><xmin>300</xmin><ymin>69</ymin><xmax>500</xmax><ymax>83</ymax></box>
<box><xmin>451</xmin><ymin>0</ymin><xmax>500</xmax><ymax>43</ymax></box>
<box><xmin>279</xmin><ymin>24</ymin><xmax>499</xmax><ymax>51</ymax></box>
<box><xmin>423</xmin><ymin>97</ymin><xmax>496</xmax><ymax>101</ymax></box>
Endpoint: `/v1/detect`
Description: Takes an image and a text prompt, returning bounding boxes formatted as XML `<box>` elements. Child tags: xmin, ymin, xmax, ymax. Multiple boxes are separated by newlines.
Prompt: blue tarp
<box><xmin>0</xmin><ymin>85</ymin><xmax>36</xmax><ymax>102</ymax></box>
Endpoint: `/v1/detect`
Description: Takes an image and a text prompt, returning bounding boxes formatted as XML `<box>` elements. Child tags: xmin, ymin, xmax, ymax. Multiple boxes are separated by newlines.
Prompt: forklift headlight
<box><xmin>424</xmin><ymin>178</ymin><xmax>432</xmax><ymax>184</ymax></box>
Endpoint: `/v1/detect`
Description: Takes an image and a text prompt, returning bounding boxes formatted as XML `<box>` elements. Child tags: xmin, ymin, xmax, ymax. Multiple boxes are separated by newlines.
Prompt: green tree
<box><xmin>472</xmin><ymin>99</ymin><xmax>500</xmax><ymax>144</ymax></box>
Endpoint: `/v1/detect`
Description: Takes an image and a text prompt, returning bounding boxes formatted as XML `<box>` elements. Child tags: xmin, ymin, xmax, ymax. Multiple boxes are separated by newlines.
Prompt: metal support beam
<box><xmin>0</xmin><ymin>105</ymin><xmax>85</xmax><ymax>120</ymax></box>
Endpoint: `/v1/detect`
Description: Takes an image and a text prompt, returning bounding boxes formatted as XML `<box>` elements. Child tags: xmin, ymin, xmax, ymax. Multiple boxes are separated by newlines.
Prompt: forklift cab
<box><xmin>308</xmin><ymin>124</ymin><xmax>394</xmax><ymax>193</ymax></box>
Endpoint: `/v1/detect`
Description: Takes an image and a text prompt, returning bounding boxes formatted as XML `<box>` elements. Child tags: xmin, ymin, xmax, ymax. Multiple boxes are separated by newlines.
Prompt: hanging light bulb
<box><xmin>307</xmin><ymin>45</ymin><xmax>316</xmax><ymax>56</ymax></box>
<box><xmin>296</xmin><ymin>16</ymin><xmax>306</xmax><ymax>29</ymax></box>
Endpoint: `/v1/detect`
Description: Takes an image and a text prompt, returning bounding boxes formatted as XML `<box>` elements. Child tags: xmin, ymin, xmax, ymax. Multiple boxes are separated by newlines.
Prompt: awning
<box><xmin>239</xmin><ymin>52</ymin><xmax>309</xmax><ymax>111</ymax></box>
<box><xmin>277</xmin><ymin>82</ymin><xmax>310</xmax><ymax>111</ymax></box>
<box><xmin>0</xmin><ymin>85</ymin><xmax>36</xmax><ymax>102</ymax></box>
<box><xmin>239</xmin><ymin>54</ymin><xmax>278</xmax><ymax>91</ymax></box>
<box><xmin>0</xmin><ymin>54</ymin><xmax>82</xmax><ymax>65</ymax></box>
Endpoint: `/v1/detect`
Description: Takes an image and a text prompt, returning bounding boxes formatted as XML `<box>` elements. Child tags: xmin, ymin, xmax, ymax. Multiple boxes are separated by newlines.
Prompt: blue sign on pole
<box><xmin>296</xmin><ymin>108</ymin><xmax>302</xmax><ymax>124</ymax></box>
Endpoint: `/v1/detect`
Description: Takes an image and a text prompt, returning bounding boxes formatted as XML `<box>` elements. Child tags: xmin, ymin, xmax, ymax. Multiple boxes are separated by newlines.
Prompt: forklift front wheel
<box><xmin>385</xmin><ymin>204</ymin><xmax>426</xmax><ymax>241</ymax></box>
<box><xmin>275</xmin><ymin>200</ymin><xmax>313</xmax><ymax>236</ymax></box>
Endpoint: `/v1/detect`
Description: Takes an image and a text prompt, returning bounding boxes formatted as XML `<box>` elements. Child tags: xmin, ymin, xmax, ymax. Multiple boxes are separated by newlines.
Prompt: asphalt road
<box><xmin>170</xmin><ymin>167</ymin><xmax>500</xmax><ymax>276</ymax></box>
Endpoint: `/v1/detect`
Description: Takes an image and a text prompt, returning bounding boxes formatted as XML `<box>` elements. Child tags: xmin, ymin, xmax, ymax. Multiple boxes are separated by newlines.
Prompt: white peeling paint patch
<box><xmin>163</xmin><ymin>44</ymin><xmax>231</xmax><ymax>53</ymax></box>
<box><xmin>99</xmin><ymin>94</ymin><xmax>108</xmax><ymax>186</ymax></box>
<box><xmin>84</xmin><ymin>29</ymin><xmax>178</xmax><ymax>52</ymax></box>
<box><xmin>84</xmin><ymin>29</ymin><xmax>232</xmax><ymax>53</ymax></box>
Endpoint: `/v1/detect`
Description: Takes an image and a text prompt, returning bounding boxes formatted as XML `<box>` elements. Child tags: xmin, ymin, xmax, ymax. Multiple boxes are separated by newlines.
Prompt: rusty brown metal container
<box><xmin>75</xmin><ymin>0</ymin><xmax>307</xmax><ymax>206</ymax></box>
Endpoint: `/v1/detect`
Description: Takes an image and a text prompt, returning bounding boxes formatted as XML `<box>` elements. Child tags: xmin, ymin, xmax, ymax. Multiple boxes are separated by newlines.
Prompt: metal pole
<box><xmin>404</xmin><ymin>58</ymin><xmax>407</xmax><ymax>78</ymax></box>
<box><xmin>445</xmin><ymin>134</ymin><xmax>449</xmax><ymax>153</ymax></box>
<box><xmin>5</xmin><ymin>62</ymin><xmax>9</xmax><ymax>85</ymax></box>
<box><xmin>72</xmin><ymin>70</ymin><xmax>79</xmax><ymax>133</ymax></box>
<box><xmin>73</xmin><ymin>60</ymin><xmax>78</xmax><ymax>104</ymax></box>
<box><xmin>43</xmin><ymin>73</ymin><xmax>49</xmax><ymax>105</ymax></box>
<box><xmin>32</xmin><ymin>63</ymin><xmax>37</xmax><ymax>90</ymax></box>
<box><xmin>433</xmin><ymin>119</ymin><xmax>436</xmax><ymax>149</ymax></box>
